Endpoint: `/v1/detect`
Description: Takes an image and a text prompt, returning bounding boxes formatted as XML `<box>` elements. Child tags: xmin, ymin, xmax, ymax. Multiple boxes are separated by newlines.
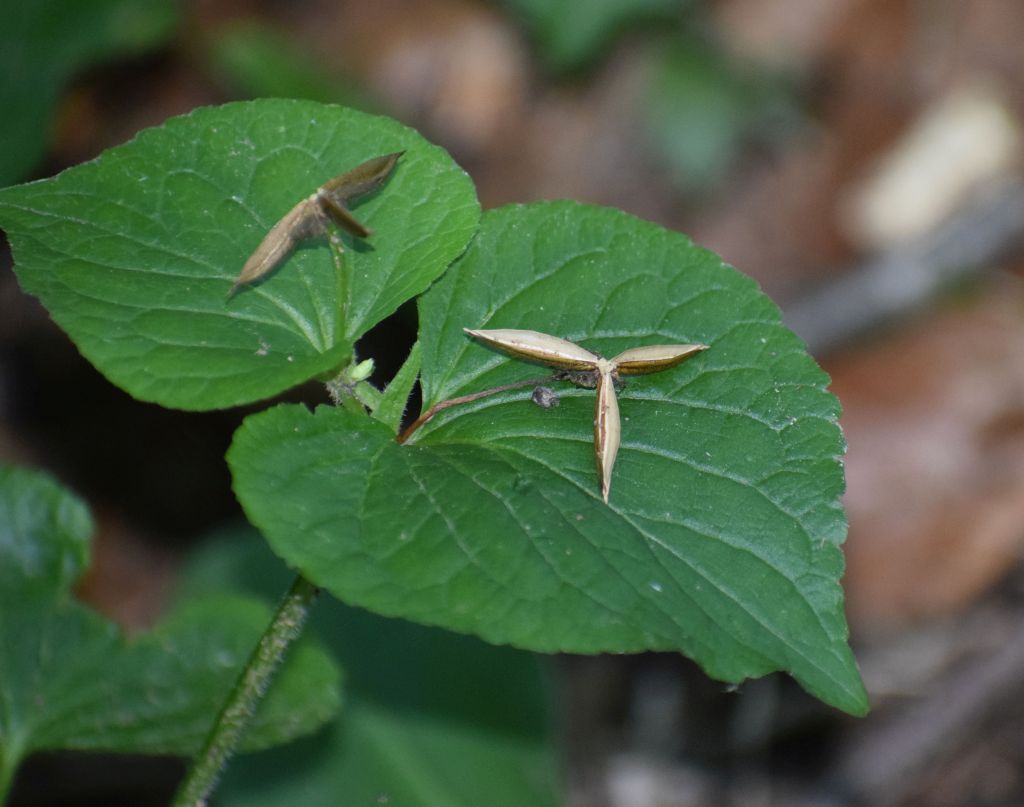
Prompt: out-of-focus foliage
<box><xmin>497</xmin><ymin>0</ymin><xmax>800</xmax><ymax>194</ymax></box>
<box><xmin>500</xmin><ymin>0</ymin><xmax>680</xmax><ymax>72</ymax></box>
<box><xmin>205</xmin><ymin>21</ymin><xmax>368</xmax><ymax>109</ymax></box>
<box><xmin>180</xmin><ymin>529</ymin><xmax>561</xmax><ymax>807</ymax></box>
<box><xmin>644</xmin><ymin>39</ymin><xmax>800</xmax><ymax>194</ymax></box>
<box><xmin>0</xmin><ymin>0</ymin><xmax>177</xmax><ymax>186</ymax></box>
<box><xmin>0</xmin><ymin>465</ymin><xmax>341</xmax><ymax>801</ymax></box>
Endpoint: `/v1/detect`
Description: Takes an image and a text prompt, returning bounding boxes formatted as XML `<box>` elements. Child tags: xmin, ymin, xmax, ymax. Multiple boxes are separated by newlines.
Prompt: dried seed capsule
<box><xmin>463</xmin><ymin>326</ymin><xmax>708</xmax><ymax>505</ymax></box>
<box><xmin>593</xmin><ymin>364</ymin><xmax>621</xmax><ymax>504</ymax></box>
<box><xmin>611</xmin><ymin>344</ymin><xmax>707</xmax><ymax>375</ymax></box>
<box><xmin>317</xmin><ymin>194</ymin><xmax>371</xmax><ymax>239</ymax></box>
<box><xmin>229</xmin><ymin>197</ymin><xmax>323</xmax><ymax>295</ymax></box>
<box><xmin>463</xmin><ymin>328</ymin><xmax>600</xmax><ymax>370</ymax></box>
<box><xmin>228</xmin><ymin>152</ymin><xmax>403</xmax><ymax>295</ymax></box>
<box><xmin>320</xmin><ymin>152</ymin><xmax>403</xmax><ymax>202</ymax></box>
<box><xmin>316</xmin><ymin>152</ymin><xmax>403</xmax><ymax>238</ymax></box>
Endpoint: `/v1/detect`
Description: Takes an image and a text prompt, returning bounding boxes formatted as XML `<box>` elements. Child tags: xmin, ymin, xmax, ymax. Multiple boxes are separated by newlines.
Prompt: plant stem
<box><xmin>330</xmin><ymin>240</ymin><xmax>349</xmax><ymax>329</ymax></box>
<box><xmin>170</xmin><ymin>574</ymin><xmax>320</xmax><ymax>807</ymax></box>
<box><xmin>397</xmin><ymin>374</ymin><xmax>559</xmax><ymax>444</ymax></box>
<box><xmin>0</xmin><ymin>744</ymin><xmax>20</xmax><ymax>806</ymax></box>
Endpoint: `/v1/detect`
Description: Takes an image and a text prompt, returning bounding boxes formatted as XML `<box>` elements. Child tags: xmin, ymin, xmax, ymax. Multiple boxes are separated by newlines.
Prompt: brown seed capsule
<box><xmin>462</xmin><ymin>328</ymin><xmax>601</xmax><ymax>371</ymax></box>
<box><xmin>593</xmin><ymin>362</ymin><xmax>621</xmax><ymax>504</ymax></box>
<box><xmin>320</xmin><ymin>152</ymin><xmax>403</xmax><ymax>202</ymax></box>
<box><xmin>611</xmin><ymin>344</ymin><xmax>708</xmax><ymax>375</ymax></box>
<box><xmin>464</xmin><ymin>327</ymin><xmax>708</xmax><ymax>504</ymax></box>
<box><xmin>228</xmin><ymin>152</ymin><xmax>403</xmax><ymax>296</ymax></box>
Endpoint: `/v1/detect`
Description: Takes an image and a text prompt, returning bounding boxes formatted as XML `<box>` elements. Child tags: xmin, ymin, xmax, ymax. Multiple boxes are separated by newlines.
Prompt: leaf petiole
<box><xmin>328</xmin><ymin>232</ymin><xmax>359</xmax><ymax>331</ymax></box>
<box><xmin>396</xmin><ymin>373</ymin><xmax>561</xmax><ymax>444</ymax></box>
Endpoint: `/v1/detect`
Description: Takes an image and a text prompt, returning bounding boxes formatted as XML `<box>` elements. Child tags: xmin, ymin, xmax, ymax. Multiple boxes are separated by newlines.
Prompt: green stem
<box><xmin>171</xmin><ymin>574</ymin><xmax>320</xmax><ymax>807</ymax></box>
<box><xmin>331</xmin><ymin>241</ymin><xmax>349</xmax><ymax>328</ymax></box>
<box><xmin>0</xmin><ymin>744</ymin><xmax>20</xmax><ymax>806</ymax></box>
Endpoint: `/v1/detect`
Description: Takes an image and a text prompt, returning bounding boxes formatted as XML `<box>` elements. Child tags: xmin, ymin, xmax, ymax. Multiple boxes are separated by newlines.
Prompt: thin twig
<box><xmin>396</xmin><ymin>374</ymin><xmax>559</xmax><ymax>444</ymax></box>
<box><xmin>829</xmin><ymin>610</ymin><xmax>1024</xmax><ymax>805</ymax></box>
<box><xmin>783</xmin><ymin>179</ymin><xmax>1024</xmax><ymax>355</ymax></box>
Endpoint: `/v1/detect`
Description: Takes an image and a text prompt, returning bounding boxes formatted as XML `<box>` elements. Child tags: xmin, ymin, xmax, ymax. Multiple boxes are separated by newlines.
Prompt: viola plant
<box><xmin>0</xmin><ymin>98</ymin><xmax>866</xmax><ymax>806</ymax></box>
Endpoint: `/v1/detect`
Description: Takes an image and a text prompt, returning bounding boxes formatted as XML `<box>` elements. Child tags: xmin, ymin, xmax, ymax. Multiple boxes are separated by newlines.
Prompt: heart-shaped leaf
<box><xmin>0</xmin><ymin>99</ymin><xmax>479</xmax><ymax>410</ymax></box>
<box><xmin>228</xmin><ymin>202</ymin><xmax>867</xmax><ymax>715</ymax></box>
<box><xmin>0</xmin><ymin>465</ymin><xmax>340</xmax><ymax>793</ymax></box>
<box><xmin>179</xmin><ymin>529</ymin><xmax>560</xmax><ymax>807</ymax></box>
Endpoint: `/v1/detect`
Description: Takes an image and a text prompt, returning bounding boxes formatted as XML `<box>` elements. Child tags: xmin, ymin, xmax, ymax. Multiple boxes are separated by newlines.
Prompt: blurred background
<box><xmin>4</xmin><ymin>0</ymin><xmax>1024</xmax><ymax>804</ymax></box>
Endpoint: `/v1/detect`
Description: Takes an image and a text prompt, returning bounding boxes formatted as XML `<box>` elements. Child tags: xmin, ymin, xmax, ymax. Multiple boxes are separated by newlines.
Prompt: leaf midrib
<box><xmin>479</xmin><ymin>439</ymin><xmax>857</xmax><ymax>698</ymax></box>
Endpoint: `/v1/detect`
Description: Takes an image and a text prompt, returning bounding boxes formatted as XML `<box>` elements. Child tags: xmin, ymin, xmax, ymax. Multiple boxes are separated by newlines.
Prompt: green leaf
<box><xmin>0</xmin><ymin>0</ymin><xmax>177</xmax><ymax>186</ymax></box>
<box><xmin>0</xmin><ymin>465</ymin><xmax>341</xmax><ymax>794</ymax></box>
<box><xmin>0</xmin><ymin>463</ymin><xmax>91</xmax><ymax>603</ymax></box>
<box><xmin>228</xmin><ymin>201</ymin><xmax>867</xmax><ymax>715</ymax></box>
<box><xmin>179</xmin><ymin>530</ymin><xmax>560</xmax><ymax>807</ymax></box>
<box><xmin>501</xmin><ymin>0</ymin><xmax>679</xmax><ymax>72</ymax></box>
<box><xmin>372</xmin><ymin>340</ymin><xmax>421</xmax><ymax>432</ymax></box>
<box><xmin>0</xmin><ymin>99</ymin><xmax>480</xmax><ymax>411</ymax></box>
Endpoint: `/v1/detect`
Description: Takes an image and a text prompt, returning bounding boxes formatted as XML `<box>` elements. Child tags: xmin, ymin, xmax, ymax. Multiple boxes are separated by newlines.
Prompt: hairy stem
<box><xmin>170</xmin><ymin>574</ymin><xmax>320</xmax><ymax>807</ymax></box>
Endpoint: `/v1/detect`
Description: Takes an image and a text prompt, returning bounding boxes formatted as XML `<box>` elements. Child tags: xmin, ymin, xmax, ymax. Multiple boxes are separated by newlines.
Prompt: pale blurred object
<box><xmin>833</xmin><ymin>281</ymin><xmax>1024</xmax><ymax>635</ymax></box>
<box><xmin>368</xmin><ymin>5</ymin><xmax>528</xmax><ymax>154</ymax></box>
<box><xmin>714</xmin><ymin>0</ymin><xmax>856</xmax><ymax>70</ymax></box>
<box><xmin>842</xmin><ymin>79</ymin><xmax>1022</xmax><ymax>250</ymax></box>
<box><xmin>784</xmin><ymin>177</ymin><xmax>1024</xmax><ymax>353</ymax></box>
<box><xmin>604</xmin><ymin>755</ymin><xmax>710</xmax><ymax>807</ymax></box>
